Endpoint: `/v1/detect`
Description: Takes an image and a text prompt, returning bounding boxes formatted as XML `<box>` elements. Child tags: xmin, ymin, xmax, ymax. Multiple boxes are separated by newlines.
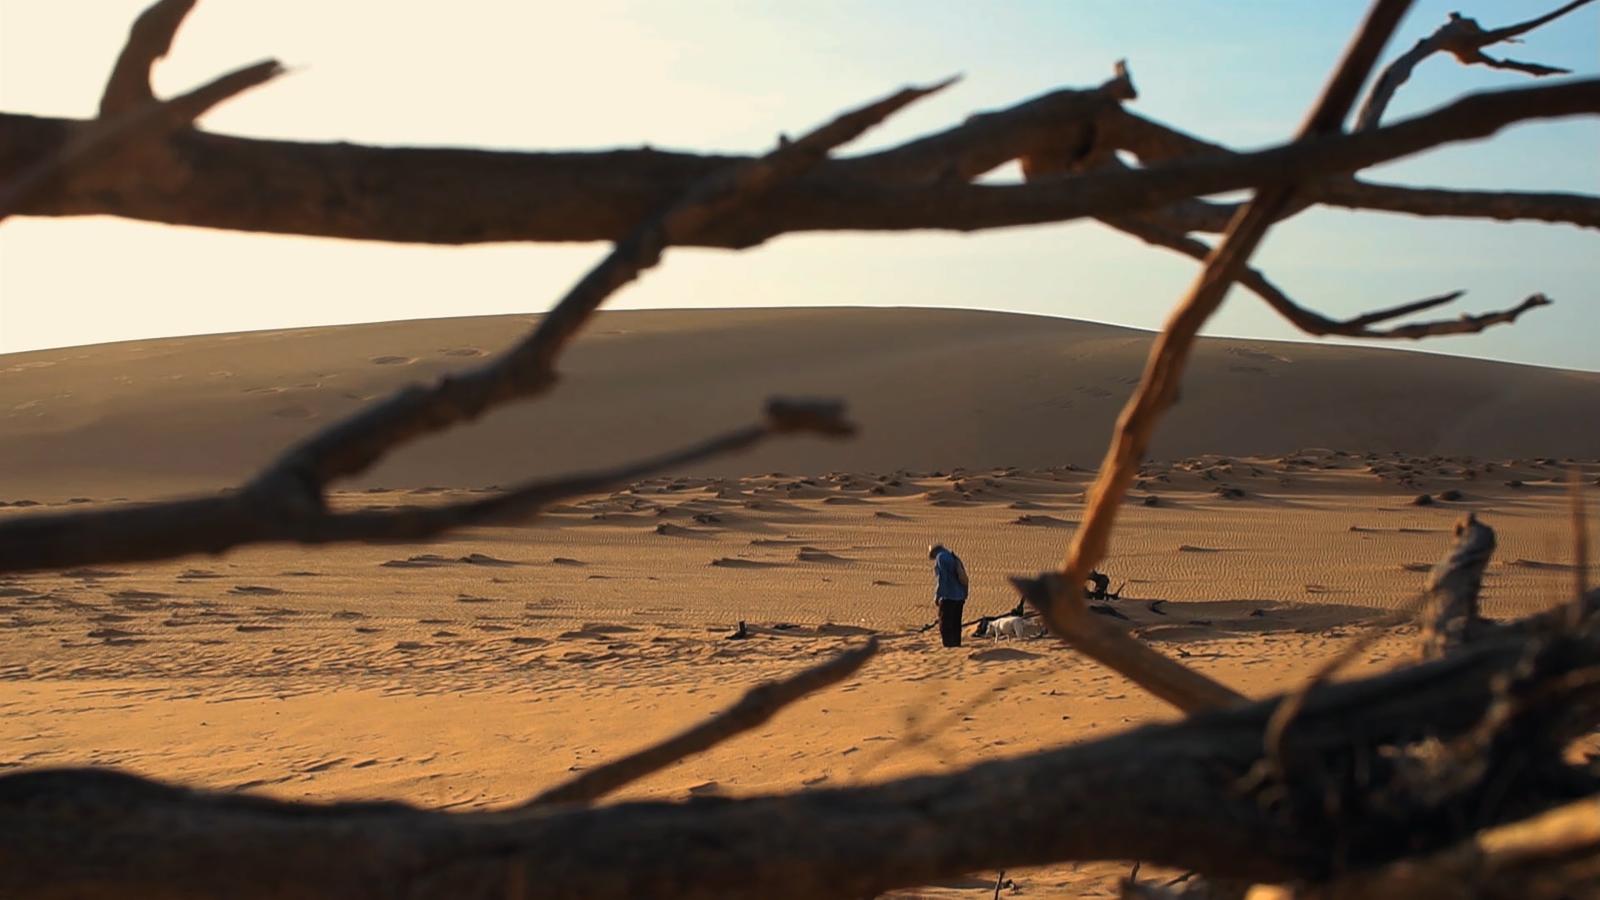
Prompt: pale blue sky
<box><xmin>1</xmin><ymin>1</ymin><xmax>1595</xmax><ymax>368</ymax></box>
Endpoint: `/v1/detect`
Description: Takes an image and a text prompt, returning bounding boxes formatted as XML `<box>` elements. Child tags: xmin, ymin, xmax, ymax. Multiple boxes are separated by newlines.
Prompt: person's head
<box><xmin>927</xmin><ymin>543</ymin><xmax>946</xmax><ymax>560</ymax></box>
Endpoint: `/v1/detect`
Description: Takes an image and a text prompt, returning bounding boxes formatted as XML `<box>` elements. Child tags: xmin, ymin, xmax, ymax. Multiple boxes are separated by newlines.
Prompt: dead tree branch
<box><xmin>1356</xmin><ymin>0</ymin><xmax>1597</xmax><ymax>131</ymax></box>
<box><xmin>1104</xmin><ymin>108</ymin><xmax>1600</xmax><ymax>233</ymax></box>
<box><xmin>1254</xmin><ymin>796</ymin><xmax>1600</xmax><ymax>899</ymax></box>
<box><xmin>2</xmin><ymin>79</ymin><xmax>1597</xmax><ymax>244</ymax></box>
<box><xmin>98</xmin><ymin>0</ymin><xmax>198</xmax><ymax>116</ymax></box>
<box><xmin>1102</xmin><ymin>211</ymin><xmax>1552</xmax><ymax>340</ymax></box>
<box><xmin>1024</xmin><ymin>128</ymin><xmax>1556</xmax><ymax>343</ymax></box>
<box><xmin>0</xmin><ymin>63</ymin><xmax>281</xmax><ymax>224</ymax></box>
<box><xmin>250</xmin><ymin>78</ymin><xmax>951</xmax><ymax>492</ymax></box>
<box><xmin>530</xmin><ymin>639</ymin><xmax>878</xmax><ymax>806</ymax></box>
<box><xmin>1020</xmin><ymin>0</ymin><xmax>1413</xmax><ymax>714</ymax></box>
<box><xmin>0</xmin><ymin>398</ymin><xmax>850</xmax><ymax>572</ymax></box>
<box><xmin>0</xmin><ymin>66</ymin><xmax>947</xmax><ymax>573</ymax></box>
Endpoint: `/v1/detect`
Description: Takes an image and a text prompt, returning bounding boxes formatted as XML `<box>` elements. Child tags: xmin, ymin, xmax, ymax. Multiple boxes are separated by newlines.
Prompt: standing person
<box><xmin>928</xmin><ymin>543</ymin><xmax>969</xmax><ymax>648</ymax></box>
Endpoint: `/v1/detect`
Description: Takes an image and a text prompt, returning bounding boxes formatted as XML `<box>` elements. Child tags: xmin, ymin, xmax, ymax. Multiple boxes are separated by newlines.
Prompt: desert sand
<box><xmin>3</xmin><ymin>308</ymin><xmax>1598</xmax><ymax>896</ymax></box>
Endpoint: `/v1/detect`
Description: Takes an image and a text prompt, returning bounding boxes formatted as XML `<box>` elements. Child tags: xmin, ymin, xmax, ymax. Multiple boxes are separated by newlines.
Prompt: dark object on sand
<box><xmin>1084</xmin><ymin>571</ymin><xmax>1124</xmax><ymax>601</ymax></box>
<box><xmin>726</xmin><ymin>621</ymin><xmax>749</xmax><ymax>640</ymax></box>
<box><xmin>1413</xmin><ymin>493</ymin><xmax>1434</xmax><ymax>506</ymax></box>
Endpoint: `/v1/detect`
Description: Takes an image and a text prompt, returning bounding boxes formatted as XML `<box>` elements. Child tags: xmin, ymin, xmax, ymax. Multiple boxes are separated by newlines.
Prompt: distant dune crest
<box><xmin>2</xmin><ymin>308</ymin><xmax>1597</xmax><ymax>501</ymax></box>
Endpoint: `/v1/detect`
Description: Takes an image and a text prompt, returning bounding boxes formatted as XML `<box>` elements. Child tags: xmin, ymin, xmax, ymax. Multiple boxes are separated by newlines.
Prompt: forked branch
<box><xmin>1356</xmin><ymin>0</ymin><xmax>1598</xmax><ymax>130</ymax></box>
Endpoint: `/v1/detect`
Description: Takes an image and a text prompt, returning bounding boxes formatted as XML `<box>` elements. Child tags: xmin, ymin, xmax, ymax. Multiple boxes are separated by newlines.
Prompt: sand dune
<box><xmin>3</xmin><ymin>307</ymin><xmax>1598</xmax><ymax>501</ymax></box>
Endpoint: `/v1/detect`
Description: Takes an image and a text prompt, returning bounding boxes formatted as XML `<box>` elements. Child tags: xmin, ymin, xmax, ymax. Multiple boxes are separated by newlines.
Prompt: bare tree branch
<box><xmin>250</xmin><ymin>77</ymin><xmax>952</xmax><ymax>493</ymax></box>
<box><xmin>98</xmin><ymin>0</ymin><xmax>197</xmax><ymax>117</ymax></box>
<box><xmin>3</xmin><ymin>78</ymin><xmax>1598</xmax><ymax>245</ymax></box>
<box><xmin>1105</xmin><ymin>108</ymin><xmax>1600</xmax><ymax>233</ymax></box>
<box><xmin>1021</xmin><ymin>0</ymin><xmax>1415</xmax><ymax>713</ymax></box>
<box><xmin>0</xmin><ymin>75</ymin><xmax>949</xmax><ymax>574</ymax></box>
<box><xmin>1256</xmin><ymin>796</ymin><xmax>1600</xmax><ymax>899</ymax></box>
<box><xmin>1103</xmin><ymin>209</ymin><xmax>1553</xmax><ymax>340</ymax></box>
<box><xmin>0</xmin><ymin>398</ymin><xmax>851</xmax><ymax>573</ymax></box>
<box><xmin>530</xmin><ymin>638</ymin><xmax>878</xmax><ymax>807</ymax></box>
<box><xmin>1310</xmin><ymin>179</ymin><xmax>1600</xmax><ymax>231</ymax></box>
<box><xmin>0</xmin><ymin>60</ymin><xmax>282</xmax><ymax>224</ymax></box>
<box><xmin>1356</xmin><ymin>1</ymin><xmax>1597</xmax><ymax>131</ymax></box>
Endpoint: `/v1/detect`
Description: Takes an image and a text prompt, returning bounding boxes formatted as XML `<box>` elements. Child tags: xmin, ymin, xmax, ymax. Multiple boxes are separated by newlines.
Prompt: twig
<box><xmin>529</xmin><ymin>638</ymin><xmax>877</xmax><ymax>806</ymax></box>
<box><xmin>0</xmin><ymin>399</ymin><xmax>851</xmax><ymax>572</ymax></box>
<box><xmin>98</xmin><ymin>0</ymin><xmax>198</xmax><ymax>117</ymax></box>
<box><xmin>1021</xmin><ymin>0</ymin><xmax>1415</xmax><ymax>715</ymax></box>
<box><xmin>1356</xmin><ymin>1</ymin><xmax>1596</xmax><ymax>131</ymax></box>
<box><xmin>252</xmin><ymin>78</ymin><xmax>954</xmax><ymax>493</ymax></box>
<box><xmin>1309</xmin><ymin>178</ymin><xmax>1600</xmax><ymax>231</ymax></box>
<box><xmin>1107</xmin><ymin>212</ymin><xmax>1553</xmax><ymax>340</ymax></box>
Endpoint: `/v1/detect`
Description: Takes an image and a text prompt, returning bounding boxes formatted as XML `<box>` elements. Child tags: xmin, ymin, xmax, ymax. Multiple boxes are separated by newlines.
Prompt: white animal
<box><xmin>986</xmin><ymin>614</ymin><xmax>1044</xmax><ymax>641</ymax></box>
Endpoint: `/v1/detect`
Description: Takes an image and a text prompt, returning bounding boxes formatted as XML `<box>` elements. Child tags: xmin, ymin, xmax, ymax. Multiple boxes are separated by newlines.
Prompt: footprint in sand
<box><xmin>440</xmin><ymin>347</ymin><xmax>486</xmax><ymax>358</ymax></box>
<box><xmin>370</xmin><ymin>355</ymin><xmax>414</xmax><ymax>366</ymax></box>
<box><xmin>229</xmin><ymin>585</ymin><xmax>285</xmax><ymax>596</ymax></box>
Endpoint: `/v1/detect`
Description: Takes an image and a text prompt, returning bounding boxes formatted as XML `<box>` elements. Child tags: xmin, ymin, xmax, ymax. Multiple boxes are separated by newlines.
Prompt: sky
<box><xmin>0</xmin><ymin>1</ymin><xmax>1596</xmax><ymax>369</ymax></box>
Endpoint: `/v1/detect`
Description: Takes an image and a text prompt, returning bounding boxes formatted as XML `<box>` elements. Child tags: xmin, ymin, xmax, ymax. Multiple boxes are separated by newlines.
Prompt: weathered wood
<box><xmin>1249</xmin><ymin>795</ymin><xmax>1600</xmax><ymax>899</ymax></box>
<box><xmin>1033</xmin><ymin>0</ymin><xmax>1412</xmax><ymax>713</ymax></box>
<box><xmin>1356</xmin><ymin>1</ymin><xmax>1596</xmax><ymax>131</ymax></box>
<box><xmin>2</xmin><ymin>79</ymin><xmax>1597</xmax><ymax>246</ymax></box>
<box><xmin>1421</xmin><ymin>514</ymin><xmax>1498</xmax><ymax>657</ymax></box>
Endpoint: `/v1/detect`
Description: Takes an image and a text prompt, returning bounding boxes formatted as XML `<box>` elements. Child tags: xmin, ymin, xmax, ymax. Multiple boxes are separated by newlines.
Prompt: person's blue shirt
<box><xmin>933</xmin><ymin>549</ymin><xmax>968</xmax><ymax>602</ymax></box>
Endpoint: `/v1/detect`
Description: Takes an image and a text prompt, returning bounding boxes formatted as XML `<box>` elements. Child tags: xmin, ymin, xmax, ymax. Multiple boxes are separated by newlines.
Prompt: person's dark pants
<box><xmin>937</xmin><ymin>599</ymin><xmax>965</xmax><ymax>648</ymax></box>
